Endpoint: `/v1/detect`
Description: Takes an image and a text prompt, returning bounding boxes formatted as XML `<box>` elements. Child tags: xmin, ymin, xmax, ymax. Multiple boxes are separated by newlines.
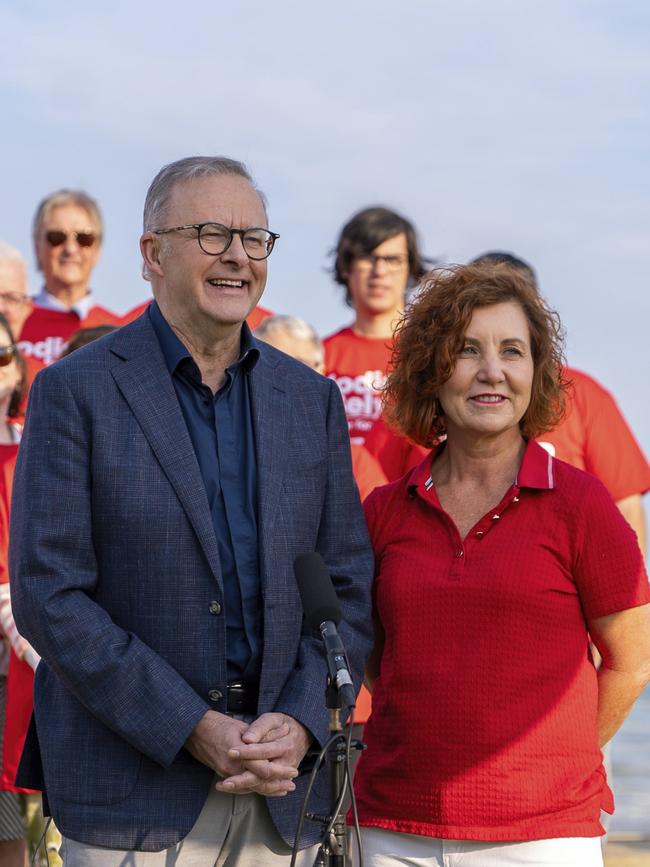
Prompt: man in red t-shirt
<box><xmin>471</xmin><ymin>251</ymin><xmax>649</xmax><ymax>554</ymax></box>
<box><xmin>324</xmin><ymin>206</ymin><xmax>429</xmax><ymax>470</ymax></box>
<box><xmin>18</xmin><ymin>190</ymin><xmax>121</xmax><ymax>380</ymax></box>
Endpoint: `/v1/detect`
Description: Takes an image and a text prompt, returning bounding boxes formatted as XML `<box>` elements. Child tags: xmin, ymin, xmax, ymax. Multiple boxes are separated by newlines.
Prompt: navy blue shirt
<box><xmin>149</xmin><ymin>302</ymin><xmax>262</xmax><ymax>681</ymax></box>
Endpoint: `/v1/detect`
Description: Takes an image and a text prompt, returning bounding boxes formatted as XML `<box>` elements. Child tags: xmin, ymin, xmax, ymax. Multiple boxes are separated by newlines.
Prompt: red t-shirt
<box><xmin>537</xmin><ymin>367</ymin><xmax>650</xmax><ymax>501</ymax></box>
<box><xmin>18</xmin><ymin>304</ymin><xmax>122</xmax><ymax>368</ymax></box>
<box><xmin>351</xmin><ymin>444</ymin><xmax>388</xmax><ymax>503</ymax></box>
<box><xmin>0</xmin><ymin>441</ymin><xmax>35</xmax><ymax>794</ymax></box>
<box><xmin>121</xmin><ymin>300</ymin><xmax>152</xmax><ymax>325</ymax></box>
<box><xmin>246</xmin><ymin>305</ymin><xmax>273</xmax><ymax>331</ymax></box>
<box><xmin>324</xmin><ymin>328</ymin><xmax>392</xmax><ymax>446</ymax></box>
<box><xmin>354</xmin><ymin>439</ymin><xmax>649</xmax><ymax>841</ymax></box>
<box><xmin>364</xmin><ymin>415</ymin><xmax>430</xmax><ymax>482</ymax></box>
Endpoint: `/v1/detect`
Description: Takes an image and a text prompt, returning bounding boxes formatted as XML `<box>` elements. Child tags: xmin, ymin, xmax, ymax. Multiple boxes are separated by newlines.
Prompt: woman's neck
<box><xmin>432</xmin><ymin>428</ymin><xmax>526</xmax><ymax>489</ymax></box>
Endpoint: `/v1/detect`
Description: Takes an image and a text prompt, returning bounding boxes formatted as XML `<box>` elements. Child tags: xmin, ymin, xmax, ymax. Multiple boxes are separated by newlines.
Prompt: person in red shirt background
<box><xmin>470</xmin><ymin>251</ymin><xmax>649</xmax><ymax>555</ymax></box>
<box><xmin>354</xmin><ymin>263</ymin><xmax>650</xmax><ymax>866</ymax></box>
<box><xmin>0</xmin><ymin>312</ymin><xmax>28</xmax><ymax>867</ymax></box>
<box><xmin>17</xmin><ymin>190</ymin><xmax>121</xmax><ymax>379</ymax></box>
<box><xmin>324</xmin><ymin>207</ymin><xmax>429</xmax><ymax>469</ymax></box>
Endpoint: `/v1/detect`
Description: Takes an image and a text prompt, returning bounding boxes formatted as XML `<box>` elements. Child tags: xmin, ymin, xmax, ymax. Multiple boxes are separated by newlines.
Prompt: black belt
<box><xmin>226</xmin><ymin>681</ymin><xmax>259</xmax><ymax>715</ymax></box>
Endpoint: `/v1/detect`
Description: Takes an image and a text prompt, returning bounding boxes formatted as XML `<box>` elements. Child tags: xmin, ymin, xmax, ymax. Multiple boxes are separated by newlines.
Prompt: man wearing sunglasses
<box><xmin>17</xmin><ymin>190</ymin><xmax>121</xmax><ymax>374</ymax></box>
<box><xmin>10</xmin><ymin>156</ymin><xmax>372</xmax><ymax>866</ymax></box>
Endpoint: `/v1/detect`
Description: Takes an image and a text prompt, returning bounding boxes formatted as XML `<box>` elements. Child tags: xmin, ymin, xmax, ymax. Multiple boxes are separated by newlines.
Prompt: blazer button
<box><xmin>209</xmin><ymin>601</ymin><xmax>222</xmax><ymax>615</ymax></box>
<box><xmin>208</xmin><ymin>689</ymin><xmax>223</xmax><ymax>702</ymax></box>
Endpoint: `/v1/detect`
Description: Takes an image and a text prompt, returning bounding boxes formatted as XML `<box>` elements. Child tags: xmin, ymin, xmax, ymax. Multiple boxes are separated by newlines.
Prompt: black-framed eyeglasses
<box><xmin>152</xmin><ymin>222</ymin><xmax>280</xmax><ymax>260</ymax></box>
<box><xmin>0</xmin><ymin>344</ymin><xmax>17</xmax><ymax>367</ymax></box>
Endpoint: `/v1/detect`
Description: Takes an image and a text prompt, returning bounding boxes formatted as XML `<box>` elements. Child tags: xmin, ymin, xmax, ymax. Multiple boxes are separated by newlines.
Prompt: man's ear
<box><xmin>140</xmin><ymin>233</ymin><xmax>164</xmax><ymax>277</ymax></box>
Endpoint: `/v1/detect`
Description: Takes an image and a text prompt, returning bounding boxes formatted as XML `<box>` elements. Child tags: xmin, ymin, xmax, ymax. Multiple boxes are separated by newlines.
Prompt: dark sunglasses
<box><xmin>45</xmin><ymin>229</ymin><xmax>97</xmax><ymax>248</ymax></box>
<box><xmin>0</xmin><ymin>344</ymin><xmax>17</xmax><ymax>367</ymax></box>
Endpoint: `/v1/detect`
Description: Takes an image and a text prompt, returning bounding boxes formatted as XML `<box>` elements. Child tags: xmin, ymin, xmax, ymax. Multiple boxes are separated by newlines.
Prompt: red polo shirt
<box><xmin>353</xmin><ymin>439</ymin><xmax>649</xmax><ymax>841</ymax></box>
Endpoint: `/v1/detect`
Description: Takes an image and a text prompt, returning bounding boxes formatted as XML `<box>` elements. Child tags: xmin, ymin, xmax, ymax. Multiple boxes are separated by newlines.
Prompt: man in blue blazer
<box><xmin>10</xmin><ymin>156</ymin><xmax>373</xmax><ymax>865</ymax></box>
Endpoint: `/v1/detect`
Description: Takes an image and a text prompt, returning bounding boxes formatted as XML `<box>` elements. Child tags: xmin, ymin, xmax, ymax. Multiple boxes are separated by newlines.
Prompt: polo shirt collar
<box><xmin>515</xmin><ymin>438</ymin><xmax>555</xmax><ymax>490</ymax></box>
<box><xmin>148</xmin><ymin>301</ymin><xmax>260</xmax><ymax>377</ymax></box>
<box><xmin>406</xmin><ymin>436</ymin><xmax>555</xmax><ymax>498</ymax></box>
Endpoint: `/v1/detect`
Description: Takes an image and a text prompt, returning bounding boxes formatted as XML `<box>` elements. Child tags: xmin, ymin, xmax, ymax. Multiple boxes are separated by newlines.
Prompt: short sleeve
<box><xmin>572</xmin><ymin>476</ymin><xmax>650</xmax><ymax>619</ymax></box>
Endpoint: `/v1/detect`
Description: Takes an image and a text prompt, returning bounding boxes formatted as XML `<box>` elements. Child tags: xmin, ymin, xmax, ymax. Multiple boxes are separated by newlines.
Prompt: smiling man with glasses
<box><xmin>10</xmin><ymin>156</ymin><xmax>373</xmax><ymax>866</ymax></box>
<box><xmin>17</xmin><ymin>189</ymin><xmax>121</xmax><ymax>371</ymax></box>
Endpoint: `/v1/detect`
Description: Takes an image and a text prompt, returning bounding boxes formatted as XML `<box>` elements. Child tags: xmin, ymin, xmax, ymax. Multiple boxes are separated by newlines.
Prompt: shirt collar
<box><xmin>405</xmin><ymin>437</ymin><xmax>555</xmax><ymax>499</ymax></box>
<box><xmin>514</xmin><ymin>438</ymin><xmax>555</xmax><ymax>490</ymax></box>
<box><xmin>33</xmin><ymin>288</ymin><xmax>95</xmax><ymax>319</ymax></box>
<box><xmin>148</xmin><ymin>301</ymin><xmax>259</xmax><ymax>378</ymax></box>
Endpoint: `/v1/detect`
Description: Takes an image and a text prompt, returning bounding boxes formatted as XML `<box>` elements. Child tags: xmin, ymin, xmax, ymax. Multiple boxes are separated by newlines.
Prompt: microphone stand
<box><xmin>310</xmin><ymin>680</ymin><xmax>361</xmax><ymax>867</ymax></box>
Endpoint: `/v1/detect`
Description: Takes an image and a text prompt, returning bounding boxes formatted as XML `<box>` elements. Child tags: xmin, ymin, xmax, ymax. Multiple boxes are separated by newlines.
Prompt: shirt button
<box><xmin>476</xmin><ymin>531</ymin><xmax>484</xmax><ymax>538</ymax></box>
<box><xmin>455</xmin><ymin>549</ymin><xmax>464</xmax><ymax>558</ymax></box>
<box><xmin>209</xmin><ymin>601</ymin><xmax>222</xmax><ymax>615</ymax></box>
<box><xmin>492</xmin><ymin>514</ymin><xmax>500</xmax><ymax>521</ymax></box>
<box><xmin>208</xmin><ymin>689</ymin><xmax>223</xmax><ymax>702</ymax></box>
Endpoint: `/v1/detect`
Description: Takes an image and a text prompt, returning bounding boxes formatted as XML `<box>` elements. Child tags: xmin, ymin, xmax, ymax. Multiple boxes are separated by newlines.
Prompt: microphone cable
<box><xmin>289</xmin><ymin>707</ymin><xmax>364</xmax><ymax>867</ymax></box>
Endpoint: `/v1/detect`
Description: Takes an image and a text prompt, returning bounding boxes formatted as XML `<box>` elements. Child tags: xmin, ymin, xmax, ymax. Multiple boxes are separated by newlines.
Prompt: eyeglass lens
<box><xmin>356</xmin><ymin>254</ymin><xmax>407</xmax><ymax>271</ymax></box>
<box><xmin>45</xmin><ymin>230</ymin><xmax>96</xmax><ymax>248</ymax></box>
<box><xmin>198</xmin><ymin>224</ymin><xmax>275</xmax><ymax>260</ymax></box>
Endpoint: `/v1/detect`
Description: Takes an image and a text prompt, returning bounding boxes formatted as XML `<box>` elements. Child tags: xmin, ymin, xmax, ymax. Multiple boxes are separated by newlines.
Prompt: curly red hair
<box><xmin>384</xmin><ymin>263</ymin><xmax>569</xmax><ymax>446</ymax></box>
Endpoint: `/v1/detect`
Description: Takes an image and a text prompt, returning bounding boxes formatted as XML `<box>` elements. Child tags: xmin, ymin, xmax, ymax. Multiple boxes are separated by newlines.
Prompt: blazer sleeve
<box><xmin>9</xmin><ymin>366</ymin><xmax>209</xmax><ymax>768</ymax></box>
<box><xmin>273</xmin><ymin>378</ymin><xmax>374</xmax><ymax>747</ymax></box>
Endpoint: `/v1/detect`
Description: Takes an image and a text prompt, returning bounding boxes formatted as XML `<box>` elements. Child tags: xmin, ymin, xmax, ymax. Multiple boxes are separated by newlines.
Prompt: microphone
<box><xmin>294</xmin><ymin>552</ymin><xmax>357</xmax><ymax>709</ymax></box>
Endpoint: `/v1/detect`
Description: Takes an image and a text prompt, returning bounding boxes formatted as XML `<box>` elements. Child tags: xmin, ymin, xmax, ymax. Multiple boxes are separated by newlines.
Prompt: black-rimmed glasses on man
<box><xmin>152</xmin><ymin>222</ymin><xmax>280</xmax><ymax>261</ymax></box>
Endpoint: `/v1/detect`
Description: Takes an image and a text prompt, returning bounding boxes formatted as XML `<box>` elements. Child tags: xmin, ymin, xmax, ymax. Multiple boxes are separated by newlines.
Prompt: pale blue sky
<box><xmin>1</xmin><ymin>0</ymin><xmax>648</xmax><ymax>454</ymax></box>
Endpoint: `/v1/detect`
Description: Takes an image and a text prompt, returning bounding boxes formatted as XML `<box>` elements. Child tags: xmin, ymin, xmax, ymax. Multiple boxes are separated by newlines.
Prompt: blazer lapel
<box><xmin>250</xmin><ymin>347</ymin><xmax>290</xmax><ymax>568</ymax></box>
<box><xmin>108</xmin><ymin>317</ymin><xmax>222</xmax><ymax>587</ymax></box>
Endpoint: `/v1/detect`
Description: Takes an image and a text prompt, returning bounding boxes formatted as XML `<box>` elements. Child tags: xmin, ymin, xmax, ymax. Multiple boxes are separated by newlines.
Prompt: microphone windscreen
<box><xmin>294</xmin><ymin>552</ymin><xmax>342</xmax><ymax>629</ymax></box>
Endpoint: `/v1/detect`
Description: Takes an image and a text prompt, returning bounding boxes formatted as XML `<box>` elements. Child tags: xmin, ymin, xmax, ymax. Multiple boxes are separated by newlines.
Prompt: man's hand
<box><xmin>215</xmin><ymin>713</ymin><xmax>313</xmax><ymax>796</ymax></box>
<box><xmin>185</xmin><ymin>711</ymin><xmax>300</xmax><ymax>796</ymax></box>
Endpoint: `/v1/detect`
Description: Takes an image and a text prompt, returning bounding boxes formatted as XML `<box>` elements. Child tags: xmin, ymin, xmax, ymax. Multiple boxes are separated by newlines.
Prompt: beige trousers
<box><xmin>59</xmin><ymin>786</ymin><xmax>319</xmax><ymax>866</ymax></box>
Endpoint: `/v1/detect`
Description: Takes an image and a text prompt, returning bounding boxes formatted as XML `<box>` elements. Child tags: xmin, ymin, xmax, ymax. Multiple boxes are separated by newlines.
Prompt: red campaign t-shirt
<box><xmin>0</xmin><ymin>442</ymin><xmax>35</xmax><ymax>794</ymax></box>
<box><xmin>537</xmin><ymin>367</ymin><xmax>650</xmax><ymax>501</ymax></box>
<box><xmin>351</xmin><ymin>444</ymin><xmax>388</xmax><ymax>503</ymax></box>
<box><xmin>353</xmin><ymin>439</ymin><xmax>649</xmax><ymax>841</ymax></box>
<box><xmin>364</xmin><ymin>415</ymin><xmax>430</xmax><ymax>483</ymax></box>
<box><xmin>323</xmin><ymin>328</ymin><xmax>392</xmax><ymax>446</ymax></box>
<box><xmin>18</xmin><ymin>304</ymin><xmax>122</xmax><ymax>368</ymax></box>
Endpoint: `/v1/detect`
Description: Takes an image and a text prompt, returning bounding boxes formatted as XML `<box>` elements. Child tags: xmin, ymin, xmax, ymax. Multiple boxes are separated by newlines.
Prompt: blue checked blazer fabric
<box><xmin>9</xmin><ymin>313</ymin><xmax>374</xmax><ymax>851</ymax></box>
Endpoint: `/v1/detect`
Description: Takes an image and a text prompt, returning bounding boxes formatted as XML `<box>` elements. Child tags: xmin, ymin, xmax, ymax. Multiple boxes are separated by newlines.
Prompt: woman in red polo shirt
<box><xmin>352</xmin><ymin>264</ymin><xmax>650</xmax><ymax>866</ymax></box>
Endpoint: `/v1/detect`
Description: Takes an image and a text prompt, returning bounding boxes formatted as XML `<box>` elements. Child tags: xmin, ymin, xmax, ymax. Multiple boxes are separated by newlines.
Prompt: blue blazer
<box><xmin>10</xmin><ymin>313</ymin><xmax>373</xmax><ymax>851</ymax></box>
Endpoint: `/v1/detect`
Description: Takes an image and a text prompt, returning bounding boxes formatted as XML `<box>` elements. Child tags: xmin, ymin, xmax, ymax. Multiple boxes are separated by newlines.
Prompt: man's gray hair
<box><xmin>33</xmin><ymin>189</ymin><xmax>104</xmax><ymax>244</ymax></box>
<box><xmin>255</xmin><ymin>315</ymin><xmax>324</xmax><ymax>354</ymax></box>
<box><xmin>143</xmin><ymin>156</ymin><xmax>267</xmax><ymax>232</ymax></box>
<box><xmin>0</xmin><ymin>242</ymin><xmax>28</xmax><ymax>271</ymax></box>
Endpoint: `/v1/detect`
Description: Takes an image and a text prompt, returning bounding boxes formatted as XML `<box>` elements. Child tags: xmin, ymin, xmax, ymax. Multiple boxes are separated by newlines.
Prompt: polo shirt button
<box><xmin>476</xmin><ymin>531</ymin><xmax>484</xmax><ymax>538</ymax></box>
<box><xmin>209</xmin><ymin>601</ymin><xmax>222</xmax><ymax>615</ymax></box>
<box><xmin>455</xmin><ymin>549</ymin><xmax>464</xmax><ymax>558</ymax></box>
<box><xmin>492</xmin><ymin>514</ymin><xmax>500</xmax><ymax>520</ymax></box>
<box><xmin>208</xmin><ymin>689</ymin><xmax>223</xmax><ymax>702</ymax></box>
